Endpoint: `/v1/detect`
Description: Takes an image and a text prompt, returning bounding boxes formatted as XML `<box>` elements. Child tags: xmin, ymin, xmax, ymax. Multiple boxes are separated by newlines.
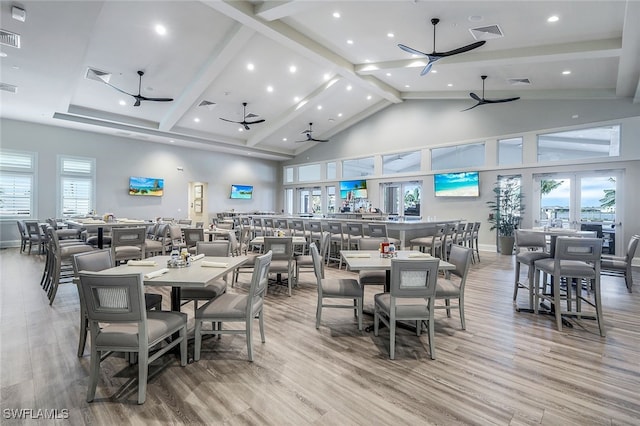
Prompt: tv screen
<box><xmin>129</xmin><ymin>176</ymin><xmax>164</xmax><ymax>196</ymax></box>
<box><xmin>340</xmin><ymin>179</ymin><xmax>367</xmax><ymax>200</ymax></box>
<box><xmin>230</xmin><ymin>184</ymin><xmax>253</xmax><ymax>199</ymax></box>
<box><xmin>434</xmin><ymin>172</ymin><xmax>479</xmax><ymax>197</ymax></box>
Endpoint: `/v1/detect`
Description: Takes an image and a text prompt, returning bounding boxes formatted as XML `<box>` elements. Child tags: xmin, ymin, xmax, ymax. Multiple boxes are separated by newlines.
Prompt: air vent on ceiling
<box><xmin>507</xmin><ymin>78</ymin><xmax>532</xmax><ymax>86</ymax></box>
<box><xmin>198</xmin><ymin>100</ymin><xmax>216</xmax><ymax>110</ymax></box>
<box><xmin>0</xmin><ymin>82</ymin><xmax>17</xmax><ymax>93</ymax></box>
<box><xmin>85</xmin><ymin>67</ymin><xmax>111</xmax><ymax>83</ymax></box>
<box><xmin>0</xmin><ymin>29</ymin><xmax>21</xmax><ymax>48</ymax></box>
<box><xmin>469</xmin><ymin>24</ymin><xmax>503</xmax><ymax>41</ymax></box>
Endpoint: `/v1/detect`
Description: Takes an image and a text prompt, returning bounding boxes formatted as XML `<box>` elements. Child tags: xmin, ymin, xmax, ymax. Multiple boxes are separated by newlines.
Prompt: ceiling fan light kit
<box><xmin>398</xmin><ymin>18</ymin><xmax>486</xmax><ymax>76</ymax></box>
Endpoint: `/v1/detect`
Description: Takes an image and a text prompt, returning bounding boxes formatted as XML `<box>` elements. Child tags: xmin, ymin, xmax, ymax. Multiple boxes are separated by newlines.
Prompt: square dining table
<box><xmin>99</xmin><ymin>255</ymin><xmax>248</xmax><ymax>311</ymax></box>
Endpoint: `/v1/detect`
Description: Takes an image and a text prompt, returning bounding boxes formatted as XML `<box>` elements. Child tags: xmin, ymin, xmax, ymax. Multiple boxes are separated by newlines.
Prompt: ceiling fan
<box><xmin>219</xmin><ymin>102</ymin><xmax>265</xmax><ymax>130</ymax></box>
<box><xmin>296</xmin><ymin>123</ymin><xmax>329</xmax><ymax>143</ymax></box>
<box><xmin>97</xmin><ymin>70</ymin><xmax>173</xmax><ymax>107</ymax></box>
<box><xmin>462</xmin><ymin>75</ymin><xmax>520</xmax><ymax>111</ymax></box>
<box><xmin>398</xmin><ymin>18</ymin><xmax>486</xmax><ymax>76</ymax></box>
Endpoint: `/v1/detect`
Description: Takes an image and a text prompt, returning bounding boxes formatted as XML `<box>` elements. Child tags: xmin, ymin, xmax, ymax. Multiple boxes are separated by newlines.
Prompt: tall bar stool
<box><xmin>533</xmin><ymin>237</ymin><xmax>605</xmax><ymax>336</ymax></box>
<box><xmin>326</xmin><ymin>221</ymin><xmax>347</xmax><ymax>268</ymax></box>
<box><xmin>513</xmin><ymin>230</ymin><xmax>551</xmax><ymax>310</ymax></box>
<box><xmin>470</xmin><ymin>222</ymin><xmax>481</xmax><ymax>263</ymax></box>
<box><xmin>409</xmin><ymin>224</ymin><xmax>444</xmax><ymax>258</ymax></box>
<box><xmin>345</xmin><ymin>222</ymin><xmax>364</xmax><ymax>250</ymax></box>
<box><xmin>367</xmin><ymin>222</ymin><xmax>400</xmax><ymax>246</ymax></box>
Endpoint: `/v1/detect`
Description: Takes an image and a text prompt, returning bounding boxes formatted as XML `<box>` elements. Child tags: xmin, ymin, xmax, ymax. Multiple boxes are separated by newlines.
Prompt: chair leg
<box><xmin>389</xmin><ymin>319</ymin><xmax>396</xmax><ymax>360</ymax></box>
<box><xmin>625</xmin><ymin>268</ymin><xmax>633</xmax><ymax>293</ymax></box>
<box><xmin>179</xmin><ymin>325</ymin><xmax>187</xmax><ymax>367</ymax></box>
<box><xmin>374</xmin><ymin>309</ymin><xmax>380</xmax><ymax>336</ymax></box>
<box><xmin>593</xmin><ymin>279</ymin><xmax>606</xmax><ymax>337</ymax></box>
<box><xmin>87</xmin><ymin>345</ymin><xmax>100</xmax><ymax>402</ymax></box>
<box><xmin>246</xmin><ymin>318</ymin><xmax>253</xmax><ymax>362</ymax></box>
<box><xmin>315</xmin><ymin>299</ymin><xmax>322</xmax><ymax>329</ymax></box>
<box><xmin>459</xmin><ymin>295</ymin><xmax>466</xmax><ymax>330</ymax></box>
<box><xmin>137</xmin><ymin>350</ymin><xmax>148</xmax><ymax>404</ymax></box>
<box><xmin>427</xmin><ymin>316</ymin><xmax>436</xmax><ymax>360</ymax></box>
<box><xmin>357</xmin><ymin>298</ymin><xmax>362</xmax><ymax>331</ymax></box>
<box><xmin>78</xmin><ymin>312</ymin><xmax>88</xmax><ymax>357</ymax></box>
<box><xmin>553</xmin><ymin>275</ymin><xmax>563</xmax><ymax>332</ymax></box>
<box><xmin>194</xmin><ymin>319</ymin><xmax>202</xmax><ymax>361</ymax></box>
<box><xmin>259</xmin><ymin>310</ymin><xmax>265</xmax><ymax>343</ymax></box>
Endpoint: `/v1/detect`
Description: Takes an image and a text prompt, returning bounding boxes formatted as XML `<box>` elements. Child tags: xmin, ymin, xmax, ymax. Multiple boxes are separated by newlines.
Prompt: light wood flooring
<box><xmin>1</xmin><ymin>247</ymin><xmax>639</xmax><ymax>425</ymax></box>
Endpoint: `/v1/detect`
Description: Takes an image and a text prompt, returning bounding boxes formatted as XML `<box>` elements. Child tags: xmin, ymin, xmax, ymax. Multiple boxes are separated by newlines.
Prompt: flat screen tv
<box><xmin>230</xmin><ymin>184</ymin><xmax>253</xmax><ymax>199</ymax></box>
<box><xmin>129</xmin><ymin>176</ymin><xmax>164</xmax><ymax>196</ymax></box>
<box><xmin>340</xmin><ymin>179</ymin><xmax>367</xmax><ymax>200</ymax></box>
<box><xmin>434</xmin><ymin>172</ymin><xmax>479</xmax><ymax>197</ymax></box>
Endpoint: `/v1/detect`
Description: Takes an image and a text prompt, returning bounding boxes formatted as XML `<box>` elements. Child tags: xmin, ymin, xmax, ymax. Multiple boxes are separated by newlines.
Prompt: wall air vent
<box><xmin>0</xmin><ymin>29</ymin><xmax>21</xmax><ymax>48</ymax></box>
<box><xmin>469</xmin><ymin>24</ymin><xmax>503</xmax><ymax>41</ymax></box>
<box><xmin>198</xmin><ymin>100</ymin><xmax>216</xmax><ymax>110</ymax></box>
<box><xmin>85</xmin><ymin>67</ymin><xmax>111</xmax><ymax>83</ymax></box>
<box><xmin>0</xmin><ymin>82</ymin><xmax>17</xmax><ymax>93</ymax></box>
<box><xmin>507</xmin><ymin>78</ymin><xmax>532</xmax><ymax>86</ymax></box>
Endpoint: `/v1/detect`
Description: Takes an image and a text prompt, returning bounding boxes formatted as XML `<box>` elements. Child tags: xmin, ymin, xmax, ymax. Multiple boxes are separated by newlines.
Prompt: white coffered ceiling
<box><xmin>1</xmin><ymin>1</ymin><xmax>638</xmax><ymax>161</ymax></box>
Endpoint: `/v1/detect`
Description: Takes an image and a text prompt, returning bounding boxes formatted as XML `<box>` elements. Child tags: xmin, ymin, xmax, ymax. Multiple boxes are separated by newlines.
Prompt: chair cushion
<box><xmin>359</xmin><ymin>270</ymin><xmax>386</xmax><ymax>286</ymax></box>
<box><xmin>435</xmin><ymin>279</ymin><xmax>460</xmax><ymax>298</ymax></box>
<box><xmin>114</xmin><ymin>246</ymin><xmax>143</xmax><ymax>257</ymax></box>
<box><xmin>321</xmin><ymin>278</ymin><xmax>362</xmax><ymax>297</ymax></box>
<box><xmin>600</xmin><ymin>258</ymin><xmax>626</xmax><ymax>270</ymax></box>
<box><xmin>374</xmin><ymin>293</ymin><xmax>430</xmax><ymax>318</ymax></box>
<box><xmin>295</xmin><ymin>255</ymin><xmax>313</xmax><ymax>267</ymax></box>
<box><xmin>57</xmin><ymin>229</ymin><xmax>80</xmax><ymax>239</ymax></box>
<box><xmin>181</xmin><ymin>280</ymin><xmax>227</xmax><ymax>300</ymax></box>
<box><xmin>196</xmin><ymin>293</ymin><xmax>259</xmax><ymax>320</ymax></box>
<box><xmin>60</xmin><ymin>244</ymin><xmax>94</xmax><ymax>258</ymax></box>
<box><xmin>516</xmin><ymin>251</ymin><xmax>551</xmax><ymax>265</ymax></box>
<box><xmin>145</xmin><ymin>240</ymin><xmax>163</xmax><ymax>251</ymax></box>
<box><xmin>86</xmin><ymin>235</ymin><xmax>112</xmax><ymax>246</ymax></box>
<box><xmin>95</xmin><ymin>310</ymin><xmax>186</xmax><ymax>348</ymax></box>
<box><xmin>410</xmin><ymin>237</ymin><xmax>439</xmax><ymax>246</ymax></box>
<box><xmin>269</xmin><ymin>259</ymin><xmax>291</xmax><ymax>273</ymax></box>
<box><xmin>535</xmin><ymin>258</ymin><xmax>597</xmax><ymax>278</ymax></box>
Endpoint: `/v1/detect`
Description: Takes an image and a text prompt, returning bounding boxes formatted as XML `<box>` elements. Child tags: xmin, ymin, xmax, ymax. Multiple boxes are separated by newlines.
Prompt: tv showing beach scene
<box><xmin>339</xmin><ymin>179</ymin><xmax>368</xmax><ymax>200</ymax></box>
<box><xmin>434</xmin><ymin>172</ymin><xmax>479</xmax><ymax>197</ymax></box>
<box><xmin>129</xmin><ymin>176</ymin><xmax>164</xmax><ymax>196</ymax></box>
<box><xmin>230</xmin><ymin>184</ymin><xmax>253</xmax><ymax>199</ymax></box>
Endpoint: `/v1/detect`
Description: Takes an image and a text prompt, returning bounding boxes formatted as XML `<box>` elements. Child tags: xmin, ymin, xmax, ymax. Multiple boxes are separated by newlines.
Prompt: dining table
<box><xmin>98</xmin><ymin>255</ymin><xmax>248</xmax><ymax>311</ymax></box>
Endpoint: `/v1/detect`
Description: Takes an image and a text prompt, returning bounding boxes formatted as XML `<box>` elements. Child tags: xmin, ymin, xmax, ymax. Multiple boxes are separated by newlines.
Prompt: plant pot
<box><xmin>499</xmin><ymin>236</ymin><xmax>515</xmax><ymax>255</ymax></box>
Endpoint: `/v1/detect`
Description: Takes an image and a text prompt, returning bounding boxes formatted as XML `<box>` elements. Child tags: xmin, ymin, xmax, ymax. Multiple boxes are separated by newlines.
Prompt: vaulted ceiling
<box><xmin>1</xmin><ymin>1</ymin><xmax>638</xmax><ymax>161</ymax></box>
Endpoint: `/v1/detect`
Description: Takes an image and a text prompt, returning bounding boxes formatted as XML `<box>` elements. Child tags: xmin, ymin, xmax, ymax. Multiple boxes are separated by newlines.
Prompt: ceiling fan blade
<box><xmin>461</xmin><ymin>102</ymin><xmax>482</xmax><ymax>112</ymax></box>
<box><xmin>219</xmin><ymin>118</ymin><xmax>241</xmax><ymax>124</ymax></box>
<box><xmin>419</xmin><ymin>57</ymin><xmax>439</xmax><ymax>76</ymax></box>
<box><xmin>134</xmin><ymin>98</ymin><xmax>141</xmax><ymax>107</ymax></box>
<box><xmin>398</xmin><ymin>44</ymin><xmax>428</xmax><ymax>57</ymax></box>
<box><xmin>98</xmin><ymin>79</ymin><xmax>136</xmax><ymax>98</ymax></box>
<box><xmin>311</xmin><ymin>138</ymin><xmax>330</xmax><ymax>143</ymax></box>
<box><xmin>243</xmin><ymin>123</ymin><xmax>251</xmax><ymax>131</ymax></box>
<box><xmin>244</xmin><ymin>119</ymin><xmax>265</xmax><ymax>125</ymax></box>
<box><xmin>435</xmin><ymin>40</ymin><xmax>486</xmax><ymax>57</ymax></box>
<box><xmin>469</xmin><ymin>92</ymin><xmax>482</xmax><ymax>102</ymax></box>
<box><xmin>483</xmin><ymin>97</ymin><xmax>521</xmax><ymax>104</ymax></box>
<box><xmin>137</xmin><ymin>96</ymin><xmax>174</xmax><ymax>102</ymax></box>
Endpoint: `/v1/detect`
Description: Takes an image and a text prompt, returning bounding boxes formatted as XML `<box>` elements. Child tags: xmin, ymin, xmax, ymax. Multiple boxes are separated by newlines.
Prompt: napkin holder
<box><xmin>167</xmin><ymin>258</ymin><xmax>189</xmax><ymax>268</ymax></box>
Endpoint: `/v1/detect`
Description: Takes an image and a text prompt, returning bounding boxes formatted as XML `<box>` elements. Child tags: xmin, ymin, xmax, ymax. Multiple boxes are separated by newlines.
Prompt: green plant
<box><xmin>487</xmin><ymin>179</ymin><xmax>524</xmax><ymax>237</ymax></box>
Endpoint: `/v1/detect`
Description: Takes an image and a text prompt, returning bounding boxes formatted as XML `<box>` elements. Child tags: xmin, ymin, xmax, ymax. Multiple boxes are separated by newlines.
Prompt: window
<box><xmin>498</xmin><ymin>137</ymin><xmax>523</xmax><ymax>166</ymax></box>
<box><xmin>59</xmin><ymin>156</ymin><xmax>95</xmax><ymax>217</ymax></box>
<box><xmin>326</xmin><ymin>162</ymin><xmax>336</xmax><ymax>180</ymax></box>
<box><xmin>342</xmin><ymin>157</ymin><xmax>375</xmax><ymax>178</ymax></box>
<box><xmin>298</xmin><ymin>164</ymin><xmax>321</xmax><ymax>182</ymax></box>
<box><xmin>537</xmin><ymin>125</ymin><xmax>620</xmax><ymax>163</ymax></box>
<box><xmin>326</xmin><ymin>186</ymin><xmax>336</xmax><ymax>213</ymax></box>
<box><xmin>284</xmin><ymin>167</ymin><xmax>294</xmax><ymax>183</ymax></box>
<box><xmin>431</xmin><ymin>142</ymin><xmax>485</xmax><ymax>171</ymax></box>
<box><xmin>0</xmin><ymin>150</ymin><xmax>36</xmax><ymax>218</ymax></box>
<box><xmin>383</xmin><ymin>151</ymin><xmax>421</xmax><ymax>175</ymax></box>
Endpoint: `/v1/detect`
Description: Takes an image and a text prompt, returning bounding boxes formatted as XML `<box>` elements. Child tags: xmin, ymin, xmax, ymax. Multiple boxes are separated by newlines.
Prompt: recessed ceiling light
<box><xmin>238</xmin><ymin>127</ymin><xmax>243</xmax><ymax>132</ymax></box>
<box><xmin>169</xmin><ymin>140</ymin><xmax>175</xmax><ymax>143</ymax></box>
<box><xmin>562</xmin><ymin>70</ymin><xmax>571</xmax><ymax>75</ymax></box>
<box><xmin>447</xmin><ymin>83</ymin><xmax>453</xmax><ymax>87</ymax></box>
<box><xmin>411</xmin><ymin>54</ymin><xmax>419</xmax><ymax>58</ymax></box>
<box><xmin>338</xmin><ymin>113</ymin><xmax>343</xmax><ymax>117</ymax></box>
<box><xmin>317</xmin><ymin>105</ymin><xmax>323</xmax><ymax>110</ymax></box>
<box><xmin>364</xmin><ymin>59</ymin><xmax>371</xmax><ymax>63</ymax></box>
<box><xmin>247</xmin><ymin>63</ymin><xmax>255</xmax><ymax>71</ymax></box>
<box><xmin>387</xmin><ymin>32</ymin><xmax>394</xmax><ymax>38</ymax></box>
<box><xmin>155</xmin><ymin>24</ymin><xmax>167</xmax><ymax>35</ymax></box>
<box><xmin>404</xmin><ymin>85</ymin><xmax>410</xmax><ymax>88</ymax></box>
<box><xmin>468</xmin><ymin>15</ymin><xmax>483</xmax><ymax>22</ymax></box>
<box><xmin>289</xmin><ymin>65</ymin><xmax>297</xmax><ymax>73</ymax></box>
<box><xmin>194</xmin><ymin>117</ymin><xmax>200</xmax><ymax>123</ymax></box>
<box><xmin>294</xmin><ymin>96</ymin><xmax>300</xmax><ymax>102</ymax></box>
<box><xmin>0</xmin><ymin>52</ymin><xmax>7</xmax><ymax>58</ymax></box>
<box><xmin>347</xmin><ymin>39</ymin><xmax>354</xmax><ymax>45</ymax></box>
<box><xmin>572</xmin><ymin>114</ymin><xmax>579</xmax><ymax>119</ymax></box>
<box><xmin>366</xmin><ymin>95</ymin><xmax>372</xmax><ymax>100</ymax></box>
<box><xmin>283</xmin><ymin>137</ymin><xmax>287</xmax><ymax>141</ymax></box>
<box><xmin>267</xmin><ymin>85</ymin><xmax>274</xmax><ymax>92</ymax></box>
<box><xmin>431</xmin><ymin>70</ymin><xmax>437</xmax><ymax>74</ymax></box>
<box><xmin>346</xmin><ymin>85</ymin><xmax>352</xmax><ymax>91</ymax></box>
<box><xmin>323</xmin><ymin>73</ymin><xmax>331</xmax><ymax>81</ymax></box>
<box><xmin>386</xmin><ymin>72</ymin><xmax>392</xmax><ymax>77</ymax></box>
<box><xmin>333</xmin><ymin>11</ymin><xmax>340</xmax><ymax>18</ymax></box>
<box><xmin>547</xmin><ymin>15</ymin><xmax>559</xmax><ymax>23</ymax></box>
<box><xmin>119</xmin><ymin>100</ymin><xmax>126</xmax><ymax>106</ymax></box>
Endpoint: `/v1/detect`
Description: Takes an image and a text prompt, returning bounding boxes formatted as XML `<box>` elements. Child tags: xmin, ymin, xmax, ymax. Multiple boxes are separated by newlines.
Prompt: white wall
<box><xmin>0</xmin><ymin>118</ymin><xmax>278</xmax><ymax>245</ymax></box>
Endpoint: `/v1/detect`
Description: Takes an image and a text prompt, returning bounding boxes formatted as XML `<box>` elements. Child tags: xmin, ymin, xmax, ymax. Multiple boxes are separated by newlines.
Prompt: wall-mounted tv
<box><xmin>230</xmin><ymin>184</ymin><xmax>253</xmax><ymax>199</ymax></box>
<box><xmin>340</xmin><ymin>179</ymin><xmax>368</xmax><ymax>200</ymax></box>
<box><xmin>129</xmin><ymin>176</ymin><xmax>164</xmax><ymax>196</ymax></box>
<box><xmin>434</xmin><ymin>172</ymin><xmax>479</xmax><ymax>197</ymax></box>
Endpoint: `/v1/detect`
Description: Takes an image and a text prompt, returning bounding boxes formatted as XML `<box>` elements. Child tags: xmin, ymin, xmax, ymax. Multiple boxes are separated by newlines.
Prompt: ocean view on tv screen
<box><xmin>339</xmin><ymin>179</ymin><xmax>368</xmax><ymax>199</ymax></box>
<box><xmin>230</xmin><ymin>184</ymin><xmax>253</xmax><ymax>199</ymax></box>
<box><xmin>129</xmin><ymin>176</ymin><xmax>164</xmax><ymax>196</ymax></box>
<box><xmin>434</xmin><ymin>172</ymin><xmax>479</xmax><ymax>197</ymax></box>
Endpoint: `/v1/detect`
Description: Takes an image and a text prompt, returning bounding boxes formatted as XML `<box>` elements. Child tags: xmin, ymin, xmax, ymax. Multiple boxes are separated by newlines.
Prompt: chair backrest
<box><xmin>310</xmin><ymin>242</ymin><xmax>325</xmax><ymax>287</ymax></box>
<box><xmin>72</xmin><ymin>249</ymin><xmax>113</xmax><ymax>275</ymax></box>
<box><xmin>515</xmin><ymin>230</ymin><xmax>547</xmax><ymax>251</ymax></box>
<box><xmin>17</xmin><ymin>220</ymin><xmax>27</xmax><ymax>237</ymax></box>
<box><xmin>555</xmin><ymin>237</ymin><xmax>602</xmax><ymax>267</ymax></box>
<box><xmin>178</xmin><ymin>219</ymin><xmax>192</xmax><ymax>226</ymax></box>
<box><xmin>78</xmin><ymin>272</ymin><xmax>145</xmax><ymax>324</ymax></box>
<box><xmin>24</xmin><ymin>220</ymin><xmax>43</xmax><ymax>238</ymax></box>
<box><xmin>326</xmin><ymin>222</ymin><xmax>343</xmax><ymax>236</ymax></box>
<box><xmin>367</xmin><ymin>223</ymin><xmax>388</xmax><ymax>238</ymax></box>
<box><xmin>241</xmin><ymin>216</ymin><xmax>251</xmax><ymax>227</ymax></box>
<box><xmin>196</xmin><ymin>241</ymin><xmax>230</xmax><ymax>257</ymax></box>
<box><xmin>112</xmin><ymin>227</ymin><xmax>146</xmax><ymax>247</ymax></box>
<box><xmin>318</xmin><ymin>231</ymin><xmax>331</xmax><ymax>261</ymax></box>
<box><xmin>473</xmin><ymin>222</ymin><xmax>481</xmax><ymax>237</ymax></box>
<box><xmin>168</xmin><ymin>224</ymin><xmax>183</xmax><ymax>243</ymax></box>
<box><xmin>264</xmin><ymin>237</ymin><xmax>293</xmax><ymax>261</ymax></box>
<box><xmin>291</xmin><ymin>219</ymin><xmax>305</xmax><ymax>235</ymax></box>
<box><xmin>307</xmin><ymin>220</ymin><xmax>322</xmax><ymax>233</ymax></box>
<box><xmin>183</xmin><ymin>228</ymin><xmax>204</xmax><ymax>248</ymax></box>
<box><xmin>624</xmin><ymin>235</ymin><xmax>640</xmax><ymax>262</ymax></box>
<box><xmin>389</xmin><ymin>258</ymin><xmax>439</xmax><ymax>299</ymax></box>
<box><xmin>274</xmin><ymin>218</ymin><xmax>288</xmax><ymax>230</ymax></box>
<box><xmin>359</xmin><ymin>237</ymin><xmax>386</xmax><ymax>250</ymax></box>
<box><xmin>246</xmin><ymin>251</ymin><xmax>272</xmax><ymax>317</ymax></box>
<box><xmin>195</xmin><ymin>221</ymin><xmax>204</xmax><ymax>228</ymax></box>
<box><xmin>346</xmin><ymin>222</ymin><xmax>363</xmax><ymax>237</ymax></box>
<box><xmin>227</xmin><ymin>230</ymin><xmax>241</xmax><ymax>256</ymax></box>
<box><xmin>581</xmin><ymin>223</ymin><xmax>604</xmax><ymax>238</ymax></box>
<box><xmin>447</xmin><ymin>245</ymin><xmax>473</xmax><ymax>281</ymax></box>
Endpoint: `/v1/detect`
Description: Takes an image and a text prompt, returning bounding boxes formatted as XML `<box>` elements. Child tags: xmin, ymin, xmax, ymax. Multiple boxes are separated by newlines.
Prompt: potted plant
<box><xmin>487</xmin><ymin>178</ymin><xmax>524</xmax><ymax>254</ymax></box>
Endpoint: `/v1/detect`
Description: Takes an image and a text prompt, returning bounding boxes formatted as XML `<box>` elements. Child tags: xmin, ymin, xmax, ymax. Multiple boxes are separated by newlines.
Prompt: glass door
<box><xmin>382</xmin><ymin>181</ymin><xmax>422</xmax><ymax>217</ymax></box>
<box><xmin>298</xmin><ymin>187</ymin><xmax>322</xmax><ymax>215</ymax></box>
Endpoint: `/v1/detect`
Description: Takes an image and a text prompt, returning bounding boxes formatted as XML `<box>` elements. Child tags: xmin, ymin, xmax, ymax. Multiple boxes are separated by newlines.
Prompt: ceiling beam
<box><xmin>201</xmin><ymin>0</ymin><xmax>402</xmax><ymax>104</ymax></box>
<box><xmin>356</xmin><ymin>38</ymin><xmax>623</xmax><ymax>75</ymax></box>
<box><xmin>254</xmin><ymin>1</ymin><xmax>320</xmax><ymax>21</ymax></box>
<box><xmin>616</xmin><ymin>0</ymin><xmax>640</xmax><ymax>101</ymax></box>
<box><xmin>159</xmin><ymin>23</ymin><xmax>255</xmax><ymax>131</ymax></box>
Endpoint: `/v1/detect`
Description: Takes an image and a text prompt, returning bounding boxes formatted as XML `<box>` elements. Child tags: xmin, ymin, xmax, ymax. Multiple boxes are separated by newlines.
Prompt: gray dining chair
<box><xmin>111</xmin><ymin>227</ymin><xmax>146</xmax><ymax>265</ymax></box>
<box><xmin>513</xmin><ymin>230</ymin><xmax>551</xmax><ymax>310</ymax></box>
<box><xmin>434</xmin><ymin>245</ymin><xmax>472</xmax><ymax>329</ymax></box>
<box><xmin>374</xmin><ymin>257</ymin><xmax>440</xmax><ymax>360</ymax></box>
<box><xmin>180</xmin><ymin>240</ymin><xmax>230</xmax><ymax>310</ymax></box>
<box><xmin>193</xmin><ymin>251</ymin><xmax>272</xmax><ymax>362</ymax></box>
<box><xmin>77</xmin><ymin>271</ymin><xmax>187</xmax><ymax>404</ymax></box>
<box><xmin>357</xmin><ymin>237</ymin><xmax>388</xmax><ymax>290</ymax></box>
<box><xmin>311</xmin><ymin>242</ymin><xmax>363</xmax><ymax>330</ymax></box>
<box><xmin>600</xmin><ymin>234</ymin><xmax>639</xmax><ymax>293</ymax></box>
<box><xmin>264</xmin><ymin>237</ymin><xmax>294</xmax><ymax>296</ymax></box>
<box><xmin>295</xmin><ymin>231</ymin><xmax>330</xmax><ymax>286</ymax></box>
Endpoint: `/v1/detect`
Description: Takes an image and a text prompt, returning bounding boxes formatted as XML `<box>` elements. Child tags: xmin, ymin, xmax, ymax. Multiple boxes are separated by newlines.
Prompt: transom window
<box><xmin>0</xmin><ymin>150</ymin><xmax>36</xmax><ymax>218</ymax></box>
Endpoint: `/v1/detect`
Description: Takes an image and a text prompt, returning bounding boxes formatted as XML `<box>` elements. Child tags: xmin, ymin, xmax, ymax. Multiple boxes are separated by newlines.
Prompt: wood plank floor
<box><xmin>1</xmin><ymin>247</ymin><xmax>639</xmax><ymax>425</ymax></box>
